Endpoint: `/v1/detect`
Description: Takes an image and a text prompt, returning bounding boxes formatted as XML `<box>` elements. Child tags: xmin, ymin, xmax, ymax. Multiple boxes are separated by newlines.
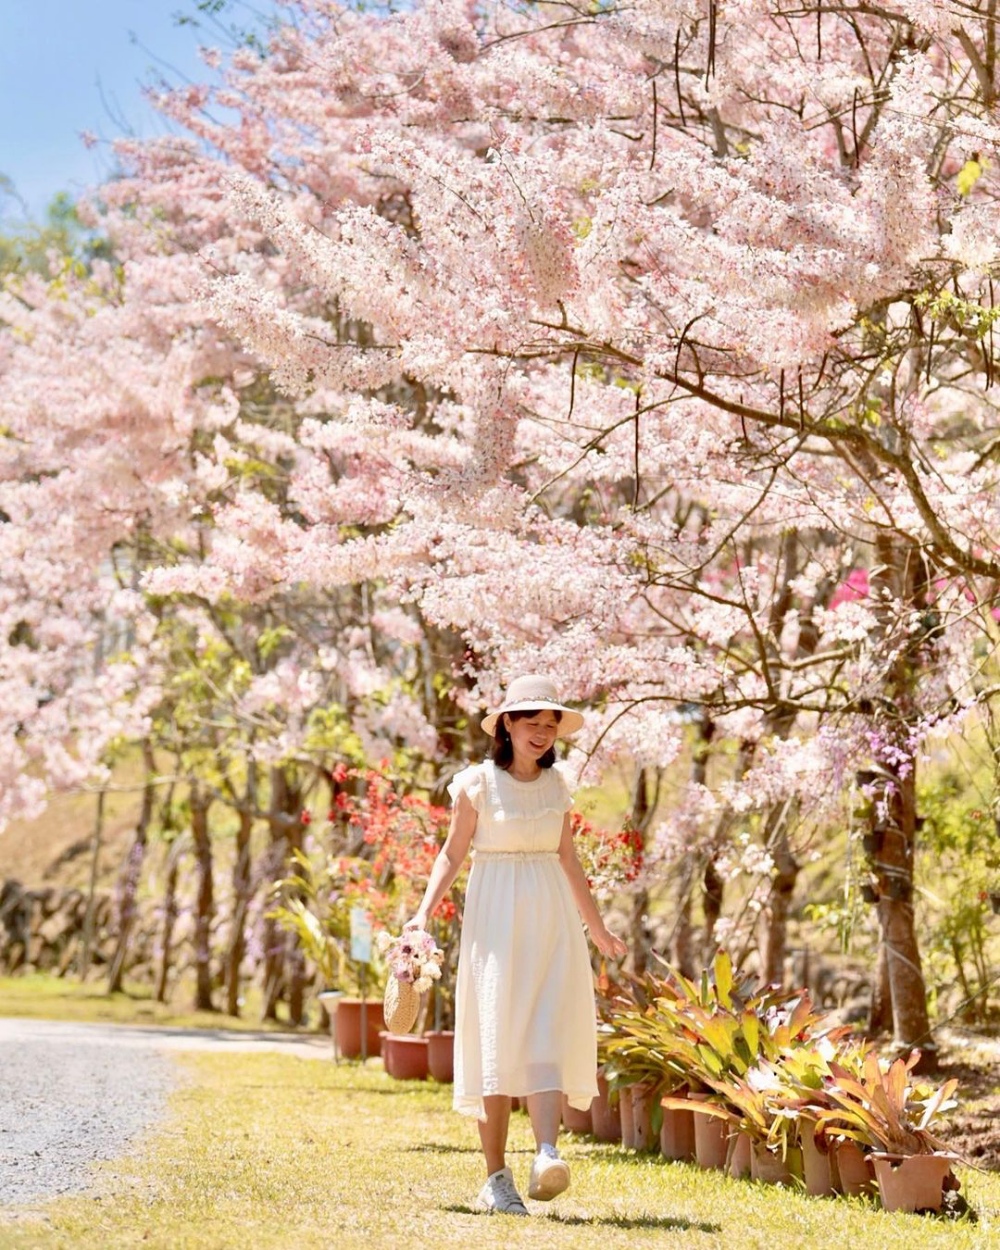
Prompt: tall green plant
<box><xmin>269</xmin><ymin>849</ymin><xmax>352</xmax><ymax>992</ymax></box>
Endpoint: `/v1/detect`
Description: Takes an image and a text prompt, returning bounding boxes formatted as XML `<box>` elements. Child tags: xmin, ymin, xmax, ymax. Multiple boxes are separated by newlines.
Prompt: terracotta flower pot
<box><xmin>660</xmin><ymin>1098</ymin><xmax>696</xmax><ymax>1163</ymax></box>
<box><xmin>750</xmin><ymin>1141</ymin><xmax>798</xmax><ymax>1186</ymax></box>
<box><xmin>380</xmin><ymin>1032</ymin><xmax>430</xmax><ymax>1081</ymax></box>
<box><xmin>628</xmin><ymin>1084</ymin><xmax>658</xmax><ymax>1152</ymax></box>
<box><xmin>831</xmin><ymin>1140</ymin><xmax>873</xmax><ymax>1197</ymax></box>
<box><xmin>727</xmin><ymin>1130</ymin><xmax>752</xmax><ymax>1179</ymax></box>
<box><xmin>317</xmin><ymin>990</ymin><xmax>343</xmax><ymax>1057</ymax></box>
<box><xmin>335</xmin><ymin>998</ymin><xmax>385</xmax><ymax>1060</ymax></box>
<box><xmin>690</xmin><ymin>1096</ymin><xmax>729</xmax><ymax>1171</ymax></box>
<box><xmin>561</xmin><ymin>1093</ymin><xmax>593</xmax><ymax>1135</ymax></box>
<box><xmin>799</xmin><ymin>1120</ymin><xmax>835</xmax><ymax>1197</ymax></box>
<box><xmin>425</xmin><ymin>1030</ymin><xmax>454</xmax><ymax>1083</ymax></box>
<box><xmin>619</xmin><ymin>1085</ymin><xmax>636</xmax><ymax>1145</ymax></box>
<box><xmin>871</xmin><ymin>1152</ymin><xmax>956</xmax><ymax>1214</ymax></box>
<box><xmin>591</xmin><ymin>1071</ymin><xmax>622</xmax><ymax>1143</ymax></box>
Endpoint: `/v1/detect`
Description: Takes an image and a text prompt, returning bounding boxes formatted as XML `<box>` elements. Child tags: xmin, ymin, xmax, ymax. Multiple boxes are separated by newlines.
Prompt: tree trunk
<box><xmin>671</xmin><ymin>714</ymin><xmax>714</xmax><ymax>977</ymax></box>
<box><xmin>79</xmin><ymin>790</ymin><xmax>106</xmax><ymax>980</ymax></box>
<box><xmin>866</xmin><ymin>533</ymin><xmax>934</xmax><ymax>1066</ymax></box>
<box><xmin>876</xmin><ymin>763</ymin><xmax>933</xmax><ymax>1064</ymax></box>
<box><xmin>283</xmin><ymin>770</ymin><xmax>308</xmax><ymax>1028</ymax></box>
<box><xmin>260</xmin><ymin>765</ymin><xmax>308</xmax><ymax>1023</ymax></box>
<box><xmin>259</xmin><ymin>873</ymin><xmax>286</xmax><ymax>1022</ymax></box>
<box><xmin>869</xmin><ymin>933</ymin><xmax>893</xmax><ymax>1034</ymax></box>
<box><xmin>758</xmin><ymin>798</ymin><xmax>800</xmax><ymax>985</ymax></box>
<box><xmin>628</xmin><ymin>766</ymin><xmax>653</xmax><ymax>976</ymax></box>
<box><xmin>752</xmin><ymin>532</ymin><xmax>825</xmax><ymax>986</ymax></box>
<box><xmin>702</xmin><ymin>858</ymin><xmax>724</xmax><ymax>959</ymax></box>
<box><xmin>155</xmin><ymin>840</ymin><xmax>184</xmax><ymax>1004</ymax></box>
<box><xmin>671</xmin><ymin>877</ymin><xmax>696</xmax><ymax>978</ymax></box>
<box><xmin>107</xmin><ymin>742</ymin><xmax>156</xmax><ymax>994</ymax></box>
<box><xmin>190</xmin><ymin>783</ymin><xmax>215</xmax><ymax>1013</ymax></box>
<box><xmin>224</xmin><ymin>771</ymin><xmax>256</xmax><ymax>1018</ymax></box>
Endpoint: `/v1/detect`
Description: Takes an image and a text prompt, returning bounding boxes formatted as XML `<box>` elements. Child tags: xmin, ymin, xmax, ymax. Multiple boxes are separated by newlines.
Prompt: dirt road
<box><xmin>0</xmin><ymin>1017</ymin><xmax>329</xmax><ymax>1206</ymax></box>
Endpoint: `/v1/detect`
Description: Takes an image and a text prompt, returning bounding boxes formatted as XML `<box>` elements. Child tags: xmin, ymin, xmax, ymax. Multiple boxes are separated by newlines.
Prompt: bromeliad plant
<box><xmin>598</xmin><ymin>969</ymin><xmax>691</xmax><ymax>1119</ymax></box>
<box><xmin>814</xmin><ymin>1050</ymin><xmax>959</xmax><ymax>1158</ymax></box>
<box><xmin>602</xmin><ymin>949</ymin><xmax>963</xmax><ymax>1171</ymax></box>
<box><xmin>648</xmin><ymin>951</ymin><xmax>843</xmax><ymax>1086</ymax></box>
<box><xmin>662</xmin><ymin>1033</ymin><xmax>870</xmax><ymax>1163</ymax></box>
<box><xmin>643</xmin><ymin>951</ymin><xmax>850</xmax><ymax>1157</ymax></box>
<box><xmin>602</xmin><ymin>951</ymin><xmax>841</xmax><ymax>1141</ymax></box>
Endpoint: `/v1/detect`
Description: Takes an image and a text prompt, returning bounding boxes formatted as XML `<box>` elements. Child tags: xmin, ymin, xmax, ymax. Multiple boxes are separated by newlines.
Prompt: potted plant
<box><xmin>814</xmin><ymin>1050</ymin><xmax>961</xmax><ymax>1212</ymax></box>
<box><xmin>376</xmin><ymin>927</ymin><xmax>444</xmax><ymax>1081</ymax></box>
<box><xmin>269</xmin><ymin>893</ymin><xmax>347</xmax><ymax>996</ymax></box>
<box><xmin>650</xmin><ymin>953</ymin><xmax>851</xmax><ymax>1176</ymax></box>
<box><xmin>600</xmin><ymin>968</ymin><xmax>693</xmax><ymax>1153</ymax></box>
<box><xmin>601</xmin><ymin>1022</ymin><xmax>678</xmax><ymax>1151</ymax></box>
<box><xmin>338</xmin><ymin>767</ymin><xmax>467</xmax><ymax>1076</ymax></box>
<box><xmin>422</xmin><ymin>911</ymin><xmax>461</xmax><ymax>1083</ymax></box>
<box><xmin>269</xmin><ymin>849</ymin><xmax>385</xmax><ymax>1059</ymax></box>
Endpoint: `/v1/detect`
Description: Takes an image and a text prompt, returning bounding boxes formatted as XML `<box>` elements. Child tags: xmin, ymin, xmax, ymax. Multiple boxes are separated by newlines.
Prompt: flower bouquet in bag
<box><xmin>378</xmin><ymin>928</ymin><xmax>444</xmax><ymax>1034</ymax></box>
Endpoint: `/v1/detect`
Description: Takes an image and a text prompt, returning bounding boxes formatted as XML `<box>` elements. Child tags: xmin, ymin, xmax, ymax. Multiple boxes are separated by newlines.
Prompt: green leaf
<box><xmin>714</xmin><ymin>949</ymin><xmax>734</xmax><ymax>1008</ymax></box>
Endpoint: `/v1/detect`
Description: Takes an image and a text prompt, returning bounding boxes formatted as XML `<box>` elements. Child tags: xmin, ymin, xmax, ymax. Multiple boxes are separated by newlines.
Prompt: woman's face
<box><xmin>504</xmin><ymin>710</ymin><xmax>560</xmax><ymax>763</ymax></box>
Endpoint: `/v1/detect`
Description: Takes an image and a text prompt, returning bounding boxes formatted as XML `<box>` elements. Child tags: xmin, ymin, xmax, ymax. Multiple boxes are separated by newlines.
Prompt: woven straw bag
<box><xmin>383</xmin><ymin>974</ymin><xmax>420</xmax><ymax>1035</ymax></box>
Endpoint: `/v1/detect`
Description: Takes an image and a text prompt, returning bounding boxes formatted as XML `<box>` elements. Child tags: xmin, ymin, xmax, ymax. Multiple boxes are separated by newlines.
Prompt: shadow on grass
<box><xmin>444</xmin><ymin>1204</ymin><xmax>719</xmax><ymax>1231</ymax></box>
<box><xmin>330</xmin><ymin>1080</ymin><xmax>449</xmax><ymax>1092</ymax></box>
<box><xmin>546</xmin><ymin>1213</ymin><xmax>720</xmax><ymax>1232</ymax></box>
<box><xmin>404</xmin><ymin>1143</ymin><xmax>483</xmax><ymax>1155</ymax></box>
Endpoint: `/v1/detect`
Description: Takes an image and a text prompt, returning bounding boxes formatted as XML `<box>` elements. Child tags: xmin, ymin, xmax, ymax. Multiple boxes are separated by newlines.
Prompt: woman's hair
<box><xmin>491</xmin><ymin>708</ymin><xmax>562</xmax><ymax>771</ymax></box>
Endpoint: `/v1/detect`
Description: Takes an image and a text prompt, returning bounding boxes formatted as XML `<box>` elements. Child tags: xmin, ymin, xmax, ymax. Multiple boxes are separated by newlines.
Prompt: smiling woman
<box><xmin>492</xmin><ymin>709</ymin><xmax>561</xmax><ymax>776</ymax></box>
<box><xmin>405</xmin><ymin>674</ymin><xmax>627</xmax><ymax>1216</ymax></box>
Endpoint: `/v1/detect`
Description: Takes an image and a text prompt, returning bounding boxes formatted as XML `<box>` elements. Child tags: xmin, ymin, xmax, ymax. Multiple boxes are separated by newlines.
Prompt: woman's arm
<box><xmin>406</xmin><ymin>790</ymin><xmax>477</xmax><ymax>930</ymax></box>
<box><xmin>558</xmin><ymin>813</ymin><xmax>628</xmax><ymax>960</ymax></box>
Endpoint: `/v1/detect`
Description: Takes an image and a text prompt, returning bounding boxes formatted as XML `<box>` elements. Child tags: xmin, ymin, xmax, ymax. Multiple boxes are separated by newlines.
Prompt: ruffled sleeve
<box><xmin>552</xmin><ymin>762</ymin><xmax>575</xmax><ymax>813</ymax></box>
<box><xmin>446</xmin><ymin>763</ymin><xmax>486</xmax><ymax>813</ymax></box>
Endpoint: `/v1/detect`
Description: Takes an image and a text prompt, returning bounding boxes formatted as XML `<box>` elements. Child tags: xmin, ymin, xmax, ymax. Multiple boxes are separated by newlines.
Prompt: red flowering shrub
<box><xmin>274</xmin><ymin>767</ymin><xmax>465</xmax><ymax>1024</ymax></box>
<box><xmin>335</xmin><ymin>768</ymin><xmax>462</xmax><ymax>927</ymax></box>
<box><xmin>572</xmin><ymin>811</ymin><xmax>645</xmax><ymax>902</ymax></box>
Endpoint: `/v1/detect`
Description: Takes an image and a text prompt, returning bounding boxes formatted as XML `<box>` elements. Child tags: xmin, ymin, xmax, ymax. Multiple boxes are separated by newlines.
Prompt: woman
<box><xmin>407</xmin><ymin>674</ymin><xmax>627</xmax><ymax>1216</ymax></box>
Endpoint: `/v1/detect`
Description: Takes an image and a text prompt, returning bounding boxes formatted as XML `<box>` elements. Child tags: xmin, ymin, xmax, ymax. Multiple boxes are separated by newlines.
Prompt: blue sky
<box><xmin>1</xmin><ymin>0</ymin><xmax>283</xmax><ymax>222</ymax></box>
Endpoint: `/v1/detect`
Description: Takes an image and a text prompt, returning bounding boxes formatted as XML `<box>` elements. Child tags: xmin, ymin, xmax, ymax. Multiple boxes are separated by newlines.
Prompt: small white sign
<box><xmin>350</xmin><ymin>906</ymin><xmax>372</xmax><ymax>963</ymax></box>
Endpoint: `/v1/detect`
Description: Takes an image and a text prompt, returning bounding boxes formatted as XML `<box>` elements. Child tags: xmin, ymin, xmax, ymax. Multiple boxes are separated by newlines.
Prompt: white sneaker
<box><xmin>528</xmin><ymin>1145</ymin><xmax>570</xmax><ymax>1200</ymax></box>
<box><xmin>475</xmin><ymin>1166</ymin><xmax>529</xmax><ymax>1216</ymax></box>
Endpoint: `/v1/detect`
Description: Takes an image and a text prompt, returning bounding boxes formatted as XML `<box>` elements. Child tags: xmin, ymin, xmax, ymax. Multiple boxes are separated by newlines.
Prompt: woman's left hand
<box><xmin>591</xmin><ymin>925</ymin><xmax>627</xmax><ymax>961</ymax></box>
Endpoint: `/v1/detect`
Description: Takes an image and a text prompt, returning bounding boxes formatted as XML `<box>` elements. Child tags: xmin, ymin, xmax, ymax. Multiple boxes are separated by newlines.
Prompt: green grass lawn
<box><xmin>2</xmin><ymin>1051</ymin><xmax>998</xmax><ymax>1250</ymax></box>
<box><xmin>0</xmin><ymin>973</ymin><xmax>303</xmax><ymax>1032</ymax></box>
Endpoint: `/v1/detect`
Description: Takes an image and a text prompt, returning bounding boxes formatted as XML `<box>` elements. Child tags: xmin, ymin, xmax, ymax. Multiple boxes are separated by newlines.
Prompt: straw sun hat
<box><xmin>480</xmin><ymin>674</ymin><xmax>585</xmax><ymax>739</ymax></box>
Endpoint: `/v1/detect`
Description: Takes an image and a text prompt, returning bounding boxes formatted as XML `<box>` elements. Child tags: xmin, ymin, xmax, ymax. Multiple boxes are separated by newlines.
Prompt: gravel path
<box><xmin>0</xmin><ymin>1017</ymin><xmax>330</xmax><ymax>1207</ymax></box>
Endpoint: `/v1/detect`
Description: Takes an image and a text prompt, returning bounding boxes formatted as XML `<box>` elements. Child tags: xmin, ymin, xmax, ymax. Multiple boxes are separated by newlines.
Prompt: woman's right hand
<box><xmin>404</xmin><ymin>912</ymin><xmax>429</xmax><ymax>933</ymax></box>
<box><xmin>591</xmin><ymin>924</ymin><xmax>627</xmax><ymax>962</ymax></box>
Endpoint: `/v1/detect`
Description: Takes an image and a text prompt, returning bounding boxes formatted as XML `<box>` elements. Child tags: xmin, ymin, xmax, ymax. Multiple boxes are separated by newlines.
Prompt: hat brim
<box><xmin>481</xmin><ymin>702</ymin><xmax>585</xmax><ymax>738</ymax></box>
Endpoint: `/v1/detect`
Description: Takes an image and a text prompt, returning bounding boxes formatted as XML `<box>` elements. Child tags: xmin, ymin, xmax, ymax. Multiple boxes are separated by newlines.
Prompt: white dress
<box><xmin>448</xmin><ymin>759</ymin><xmax>598</xmax><ymax>1120</ymax></box>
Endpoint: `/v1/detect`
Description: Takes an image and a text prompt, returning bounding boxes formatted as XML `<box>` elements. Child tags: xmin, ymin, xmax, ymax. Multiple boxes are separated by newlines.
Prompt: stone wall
<box><xmin>0</xmin><ymin>878</ymin><xmax>155</xmax><ymax>981</ymax></box>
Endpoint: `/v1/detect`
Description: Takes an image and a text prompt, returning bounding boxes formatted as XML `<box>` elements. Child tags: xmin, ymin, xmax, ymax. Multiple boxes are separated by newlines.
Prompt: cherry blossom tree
<box><xmin>8</xmin><ymin>0</ymin><xmax>1000</xmax><ymax>1056</ymax></box>
<box><xmin>186</xmin><ymin>0</ymin><xmax>1000</xmax><ymax>1057</ymax></box>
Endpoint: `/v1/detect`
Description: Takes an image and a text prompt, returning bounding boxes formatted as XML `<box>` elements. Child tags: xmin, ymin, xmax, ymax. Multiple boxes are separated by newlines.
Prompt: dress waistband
<box><xmin>471</xmin><ymin>849</ymin><xmax>559</xmax><ymax>861</ymax></box>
